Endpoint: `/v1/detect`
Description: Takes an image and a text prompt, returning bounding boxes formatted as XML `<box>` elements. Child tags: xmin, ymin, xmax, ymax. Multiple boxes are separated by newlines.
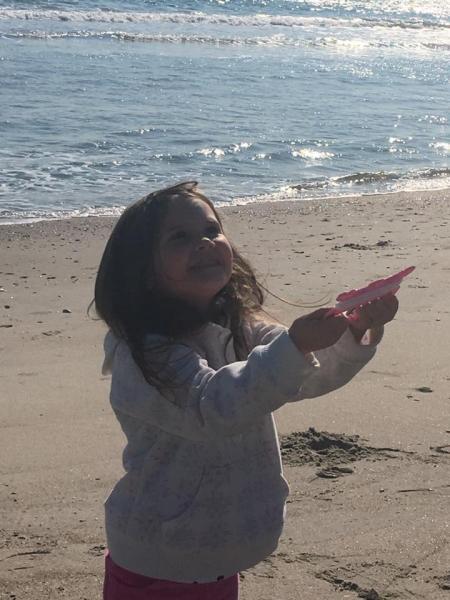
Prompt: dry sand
<box><xmin>1</xmin><ymin>189</ymin><xmax>450</xmax><ymax>599</ymax></box>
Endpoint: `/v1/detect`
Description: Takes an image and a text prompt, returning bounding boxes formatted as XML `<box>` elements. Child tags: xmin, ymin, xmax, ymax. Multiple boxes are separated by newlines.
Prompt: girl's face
<box><xmin>153</xmin><ymin>196</ymin><xmax>233</xmax><ymax>309</ymax></box>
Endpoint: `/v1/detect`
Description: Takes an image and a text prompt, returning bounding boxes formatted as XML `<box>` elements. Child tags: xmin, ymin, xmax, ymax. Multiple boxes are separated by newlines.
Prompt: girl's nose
<box><xmin>197</xmin><ymin>236</ymin><xmax>215</xmax><ymax>250</ymax></box>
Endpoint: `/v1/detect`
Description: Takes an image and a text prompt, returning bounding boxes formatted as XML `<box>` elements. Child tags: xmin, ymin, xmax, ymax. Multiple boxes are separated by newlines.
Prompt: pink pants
<box><xmin>103</xmin><ymin>552</ymin><xmax>239</xmax><ymax>600</ymax></box>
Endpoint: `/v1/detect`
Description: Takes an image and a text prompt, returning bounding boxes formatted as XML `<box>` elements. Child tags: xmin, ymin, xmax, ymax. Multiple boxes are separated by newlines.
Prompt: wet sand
<box><xmin>2</xmin><ymin>188</ymin><xmax>450</xmax><ymax>599</ymax></box>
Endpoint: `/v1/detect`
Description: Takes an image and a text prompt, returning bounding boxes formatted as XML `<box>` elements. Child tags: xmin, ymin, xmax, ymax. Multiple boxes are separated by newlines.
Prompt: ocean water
<box><xmin>0</xmin><ymin>0</ymin><xmax>449</xmax><ymax>222</ymax></box>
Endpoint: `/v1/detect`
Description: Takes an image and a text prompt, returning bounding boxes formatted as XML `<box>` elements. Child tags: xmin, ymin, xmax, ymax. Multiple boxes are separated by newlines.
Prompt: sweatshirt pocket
<box><xmin>155</xmin><ymin>464</ymin><xmax>205</xmax><ymax>523</ymax></box>
<box><xmin>136</xmin><ymin>440</ymin><xmax>206</xmax><ymax>523</ymax></box>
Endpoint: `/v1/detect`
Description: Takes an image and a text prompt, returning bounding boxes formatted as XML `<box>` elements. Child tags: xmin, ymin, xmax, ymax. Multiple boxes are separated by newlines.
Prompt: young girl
<box><xmin>95</xmin><ymin>181</ymin><xmax>398</xmax><ymax>600</ymax></box>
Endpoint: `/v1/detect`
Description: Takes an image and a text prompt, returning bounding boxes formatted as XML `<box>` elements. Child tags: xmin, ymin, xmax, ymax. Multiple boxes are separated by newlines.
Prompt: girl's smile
<box><xmin>153</xmin><ymin>196</ymin><xmax>233</xmax><ymax>309</ymax></box>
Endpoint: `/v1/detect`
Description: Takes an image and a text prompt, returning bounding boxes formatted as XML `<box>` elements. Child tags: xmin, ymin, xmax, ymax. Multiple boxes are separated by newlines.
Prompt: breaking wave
<box><xmin>1</xmin><ymin>8</ymin><xmax>449</xmax><ymax>30</ymax></box>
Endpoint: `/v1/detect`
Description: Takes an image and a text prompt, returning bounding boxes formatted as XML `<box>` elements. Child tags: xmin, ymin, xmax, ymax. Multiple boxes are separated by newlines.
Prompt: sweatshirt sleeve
<box><xmin>108</xmin><ymin>322</ymin><xmax>379</xmax><ymax>440</ymax></box>
<box><xmin>109</xmin><ymin>330</ymin><xmax>316</xmax><ymax>441</ymax></box>
<box><xmin>243</xmin><ymin>318</ymin><xmax>287</xmax><ymax>349</ymax></box>
<box><xmin>244</xmin><ymin>319</ymin><xmax>378</xmax><ymax>401</ymax></box>
<box><xmin>295</xmin><ymin>327</ymin><xmax>378</xmax><ymax>400</ymax></box>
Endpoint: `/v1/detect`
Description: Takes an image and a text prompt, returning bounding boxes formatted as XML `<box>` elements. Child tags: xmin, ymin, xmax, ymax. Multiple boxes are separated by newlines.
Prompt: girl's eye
<box><xmin>205</xmin><ymin>225</ymin><xmax>220</xmax><ymax>238</ymax></box>
<box><xmin>170</xmin><ymin>230</ymin><xmax>187</xmax><ymax>242</ymax></box>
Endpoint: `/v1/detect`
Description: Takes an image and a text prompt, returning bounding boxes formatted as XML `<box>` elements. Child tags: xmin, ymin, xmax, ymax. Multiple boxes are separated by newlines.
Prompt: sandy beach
<box><xmin>2</xmin><ymin>188</ymin><xmax>450</xmax><ymax>599</ymax></box>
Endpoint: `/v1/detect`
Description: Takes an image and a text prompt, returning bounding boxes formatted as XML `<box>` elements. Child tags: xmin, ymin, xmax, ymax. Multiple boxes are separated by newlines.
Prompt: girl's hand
<box><xmin>289</xmin><ymin>308</ymin><xmax>349</xmax><ymax>355</ymax></box>
<box><xmin>347</xmin><ymin>294</ymin><xmax>399</xmax><ymax>329</ymax></box>
<box><xmin>346</xmin><ymin>294</ymin><xmax>399</xmax><ymax>344</ymax></box>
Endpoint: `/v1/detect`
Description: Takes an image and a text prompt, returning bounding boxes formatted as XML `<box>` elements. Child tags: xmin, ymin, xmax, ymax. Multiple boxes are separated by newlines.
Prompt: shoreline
<box><xmin>1</xmin><ymin>186</ymin><xmax>450</xmax><ymax>229</ymax></box>
<box><xmin>0</xmin><ymin>185</ymin><xmax>450</xmax><ymax>230</ymax></box>
<box><xmin>2</xmin><ymin>187</ymin><xmax>450</xmax><ymax>598</ymax></box>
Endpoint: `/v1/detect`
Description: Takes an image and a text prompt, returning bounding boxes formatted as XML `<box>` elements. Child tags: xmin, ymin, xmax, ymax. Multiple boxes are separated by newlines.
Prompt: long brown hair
<box><xmin>94</xmin><ymin>181</ymin><xmax>265</xmax><ymax>389</ymax></box>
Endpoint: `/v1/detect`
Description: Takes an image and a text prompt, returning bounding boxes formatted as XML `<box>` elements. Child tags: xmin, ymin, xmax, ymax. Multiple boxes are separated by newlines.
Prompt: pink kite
<box><xmin>328</xmin><ymin>266</ymin><xmax>415</xmax><ymax>316</ymax></box>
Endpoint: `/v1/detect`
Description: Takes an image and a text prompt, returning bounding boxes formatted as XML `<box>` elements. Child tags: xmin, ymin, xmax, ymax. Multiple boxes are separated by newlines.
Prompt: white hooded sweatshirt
<box><xmin>102</xmin><ymin>320</ymin><xmax>378</xmax><ymax>583</ymax></box>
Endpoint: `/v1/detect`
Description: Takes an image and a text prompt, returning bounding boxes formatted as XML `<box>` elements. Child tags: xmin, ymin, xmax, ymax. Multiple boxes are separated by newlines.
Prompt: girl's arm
<box><xmin>242</xmin><ymin>295</ymin><xmax>396</xmax><ymax>401</ymax></box>
<box><xmin>106</xmin><ymin>313</ymin><xmax>376</xmax><ymax>441</ymax></box>
<box><xmin>295</xmin><ymin>327</ymin><xmax>377</xmax><ymax>399</ymax></box>
<box><xmin>108</xmin><ymin>329</ymin><xmax>317</xmax><ymax>441</ymax></box>
<box><xmin>244</xmin><ymin>313</ymin><xmax>380</xmax><ymax>402</ymax></box>
<box><xmin>289</xmin><ymin>294</ymin><xmax>398</xmax><ymax>399</ymax></box>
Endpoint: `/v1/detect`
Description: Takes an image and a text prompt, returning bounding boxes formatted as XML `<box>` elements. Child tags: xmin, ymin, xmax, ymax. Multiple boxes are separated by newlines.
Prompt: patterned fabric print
<box><xmin>161</xmin><ymin>468</ymin><xmax>234</xmax><ymax>552</ymax></box>
<box><xmin>112</xmin><ymin>439</ymin><xmax>205</xmax><ymax>540</ymax></box>
<box><xmin>103</xmin><ymin>321</ymin><xmax>377</xmax><ymax>582</ymax></box>
<box><xmin>119</xmin><ymin>418</ymin><xmax>160</xmax><ymax>471</ymax></box>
